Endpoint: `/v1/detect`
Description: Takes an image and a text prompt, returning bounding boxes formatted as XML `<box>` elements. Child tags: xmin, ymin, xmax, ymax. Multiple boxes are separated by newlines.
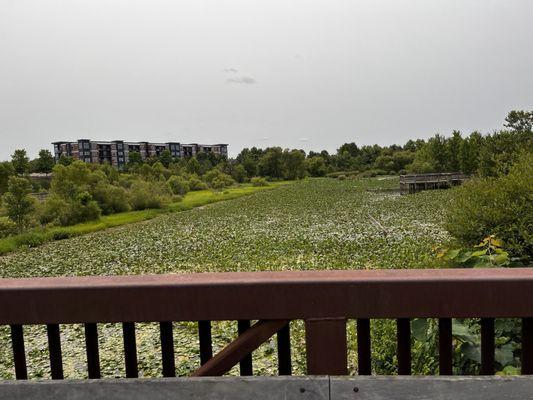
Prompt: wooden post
<box><xmin>305</xmin><ymin>318</ymin><xmax>347</xmax><ymax>375</ymax></box>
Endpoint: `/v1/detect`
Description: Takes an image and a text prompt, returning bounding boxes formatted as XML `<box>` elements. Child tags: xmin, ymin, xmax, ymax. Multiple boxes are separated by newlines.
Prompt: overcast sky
<box><xmin>1</xmin><ymin>0</ymin><xmax>532</xmax><ymax>160</ymax></box>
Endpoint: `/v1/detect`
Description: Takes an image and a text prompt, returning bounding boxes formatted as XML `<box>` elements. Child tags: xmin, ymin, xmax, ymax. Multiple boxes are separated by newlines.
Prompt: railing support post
<box><xmin>480</xmin><ymin>318</ymin><xmax>495</xmax><ymax>375</ymax></box>
<box><xmin>305</xmin><ymin>318</ymin><xmax>347</xmax><ymax>375</ymax></box>
<box><xmin>439</xmin><ymin>318</ymin><xmax>453</xmax><ymax>375</ymax></box>
<box><xmin>522</xmin><ymin>318</ymin><xmax>533</xmax><ymax>375</ymax></box>
<box><xmin>397</xmin><ymin>318</ymin><xmax>411</xmax><ymax>375</ymax></box>
<box><xmin>10</xmin><ymin>324</ymin><xmax>27</xmax><ymax>380</ymax></box>
<box><xmin>357</xmin><ymin>318</ymin><xmax>371</xmax><ymax>375</ymax></box>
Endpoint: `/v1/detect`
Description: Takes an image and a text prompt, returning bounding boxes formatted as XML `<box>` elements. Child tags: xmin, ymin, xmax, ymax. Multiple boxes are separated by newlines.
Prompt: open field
<box><xmin>0</xmin><ymin>177</ymin><xmax>452</xmax><ymax>378</ymax></box>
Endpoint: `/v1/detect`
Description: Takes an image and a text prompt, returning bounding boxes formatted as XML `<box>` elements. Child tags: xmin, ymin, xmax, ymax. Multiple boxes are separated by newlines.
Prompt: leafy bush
<box><xmin>92</xmin><ymin>182</ymin><xmax>130</xmax><ymax>215</ymax></box>
<box><xmin>358</xmin><ymin>170</ymin><xmax>375</xmax><ymax>178</ymax></box>
<box><xmin>39</xmin><ymin>195</ymin><xmax>70</xmax><ymax>225</ymax></box>
<box><xmin>188</xmin><ymin>176</ymin><xmax>208</xmax><ymax>191</ymax></box>
<box><xmin>211</xmin><ymin>173</ymin><xmax>236</xmax><ymax>190</ymax></box>
<box><xmin>167</xmin><ymin>176</ymin><xmax>190</xmax><ymax>196</ymax></box>
<box><xmin>128</xmin><ymin>181</ymin><xmax>170</xmax><ymax>210</ymax></box>
<box><xmin>0</xmin><ymin>217</ymin><xmax>17</xmax><ymax>238</ymax></box>
<box><xmin>203</xmin><ymin>169</ymin><xmax>236</xmax><ymax>189</ymax></box>
<box><xmin>251</xmin><ymin>177</ymin><xmax>268</xmax><ymax>187</ymax></box>
<box><xmin>40</xmin><ymin>192</ymin><xmax>101</xmax><ymax>226</ymax></box>
<box><xmin>326</xmin><ymin>170</ymin><xmax>359</xmax><ymax>178</ymax></box>
<box><xmin>445</xmin><ymin>152</ymin><xmax>533</xmax><ymax>261</ymax></box>
<box><xmin>435</xmin><ymin>235</ymin><xmax>514</xmax><ymax>268</ymax></box>
<box><xmin>407</xmin><ymin>159</ymin><xmax>433</xmax><ymax>174</ymax></box>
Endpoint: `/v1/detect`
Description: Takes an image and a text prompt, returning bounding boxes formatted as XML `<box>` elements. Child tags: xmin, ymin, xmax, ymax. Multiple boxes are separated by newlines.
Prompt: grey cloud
<box><xmin>226</xmin><ymin>76</ymin><xmax>256</xmax><ymax>85</ymax></box>
<box><xmin>1</xmin><ymin>0</ymin><xmax>532</xmax><ymax>160</ymax></box>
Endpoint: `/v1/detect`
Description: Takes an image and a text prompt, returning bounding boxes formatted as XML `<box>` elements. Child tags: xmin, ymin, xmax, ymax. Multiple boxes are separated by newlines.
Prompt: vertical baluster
<box><xmin>122</xmin><ymin>322</ymin><xmax>138</xmax><ymax>378</ymax></box>
<box><xmin>305</xmin><ymin>318</ymin><xmax>347</xmax><ymax>375</ymax></box>
<box><xmin>84</xmin><ymin>323</ymin><xmax>101</xmax><ymax>379</ymax></box>
<box><xmin>480</xmin><ymin>318</ymin><xmax>495</xmax><ymax>375</ymax></box>
<box><xmin>46</xmin><ymin>324</ymin><xmax>64</xmax><ymax>379</ymax></box>
<box><xmin>160</xmin><ymin>321</ymin><xmax>175</xmax><ymax>377</ymax></box>
<box><xmin>198</xmin><ymin>320</ymin><xmax>213</xmax><ymax>366</ymax></box>
<box><xmin>438</xmin><ymin>318</ymin><xmax>453</xmax><ymax>375</ymax></box>
<box><xmin>357</xmin><ymin>318</ymin><xmax>371</xmax><ymax>375</ymax></box>
<box><xmin>277</xmin><ymin>322</ymin><xmax>292</xmax><ymax>375</ymax></box>
<box><xmin>10</xmin><ymin>324</ymin><xmax>27</xmax><ymax>380</ymax></box>
<box><xmin>522</xmin><ymin>318</ymin><xmax>533</xmax><ymax>375</ymax></box>
<box><xmin>237</xmin><ymin>320</ymin><xmax>253</xmax><ymax>376</ymax></box>
<box><xmin>397</xmin><ymin>318</ymin><xmax>411</xmax><ymax>375</ymax></box>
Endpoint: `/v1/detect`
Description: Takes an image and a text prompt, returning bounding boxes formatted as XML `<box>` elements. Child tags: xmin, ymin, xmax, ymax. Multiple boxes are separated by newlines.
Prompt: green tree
<box><xmin>335</xmin><ymin>150</ymin><xmax>357</xmax><ymax>171</ymax></box>
<box><xmin>446</xmin><ymin>131</ymin><xmax>463</xmax><ymax>171</ymax></box>
<box><xmin>337</xmin><ymin>142</ymin><xmax>360</xmax><ymax>157</ymax></box>
<box><xmin>11</xmin><ymin>149</ymin><xmax>30</xmax><ymax>175</ymax></box>
<box><xmin>230</xmin><ymin>164</ymin><xmax>247</xmax><ymax>183</ymax></box>
<box><xmin>186</xmin><ymin>157</ymin><xmax>202</xmax><ymax>175</ymax></box>
<box><xmin>0</xmin><ymin>161</ymin><xmax>15</xmax><ymax>194</ymax></box>
<box><xmin>374</xmin><ymin>155</ymin><xmax>394</xmax><ymax>172</ymax></box>
<box><xmin>477</xmin><ymin>130</ymin><xmax>533</xmax><ymax>177</ymax></box>
<box><xmin>33</xmin><ymin>149</ymin><xmax>55</xmax><ymax>174</ymax></box>
<box><xmin>458</xmin><ymin>132</ymin><xmax>482</xmax><ymax>175</ymax></box>
<box><xmin>282</xmin><ymin>149</ymin><xmax>306</xmax><ymax>180</ymax></box>
<box><xmin>504</xmin><ymin>110</ymin><xmax>533</xmax><ymax>132</ymax></box>
<box><xmin>2</xmin><ymin>176</ymin><xmax>35</xmax><ymax>233</ymax></box>
<box><xmin>425</xmin><ymin>134</ymin><xmax>448</xmax><ymax>172</ymax></box>
<box><xmin>58</xmin><ymin>155</ymin><xmax>74</xmax><ymax>166</ymax></box>
<box><xmin>305</xmin><ymin>156</ymin><xmax>327</xmax><ymax>177</ymax></box>
<box><xmin>258</xmin><ymin>148</ymin><xmax>284</xmax><ymax>178</ymax></box>
<box><xmin>391</xmin><ymin>151</ymin><xmax>415</xmax><ymax>172</ymax></box>
<box><xmin>159</xmin><ymin>150</ymin><xmax>173</xmax><ymax>168</ymax></box>
<box><xmin>128</xmin><ymin>151</ymin><xmax>143</xmax><ymax>166</ymax></box>
<box><xmin>403</xmin><ymin>139</ymin><xmax>425</xmax><ymax>152</ymax></box>
<box><xmin>240</xmin><ymin>156</ymin><xmax>258</xmax><ymax>177</ymax></box>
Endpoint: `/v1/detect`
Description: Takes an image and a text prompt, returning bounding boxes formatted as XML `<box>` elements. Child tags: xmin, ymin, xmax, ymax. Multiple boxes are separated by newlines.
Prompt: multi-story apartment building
<box><xmin>52</xmin><ymin>139</ymin><xmax>228</xmax><ymax>168</ymax></box>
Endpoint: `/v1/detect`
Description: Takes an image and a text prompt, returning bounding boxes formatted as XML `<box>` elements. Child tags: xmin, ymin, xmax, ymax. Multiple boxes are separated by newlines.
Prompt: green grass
<box><xmin>0</xmin><ymin>182</ymin><xmax>287</xmax><ymax>256</ymax></box>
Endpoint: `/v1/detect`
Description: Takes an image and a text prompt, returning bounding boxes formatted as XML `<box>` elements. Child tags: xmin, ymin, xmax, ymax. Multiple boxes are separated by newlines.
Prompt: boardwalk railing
<box><xmin>399</xmin><ymin>172</ymin><xmax>468</xmax><ymax>194</ymax></box>
<box><xmin>1</xmin><ymin>268</ymin><xmax>533</xmax><ymax>381</ymax></box>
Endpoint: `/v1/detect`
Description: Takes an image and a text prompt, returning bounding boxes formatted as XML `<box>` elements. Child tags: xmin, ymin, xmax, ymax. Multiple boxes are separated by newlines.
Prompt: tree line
<box><xmin>235</xmin><ymin>111</ymin><xmax>532</xmax><ymax>179</ymax></box>
<box><xmin>0</xmin><ymin>110</ymin><xmax>531</xmax><ymax>237</ymax></box>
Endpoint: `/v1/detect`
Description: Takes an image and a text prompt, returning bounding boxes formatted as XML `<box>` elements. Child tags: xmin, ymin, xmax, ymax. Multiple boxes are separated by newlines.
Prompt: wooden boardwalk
<box><xmin>2</xmin><ymin>376</ymin><xmax>533</xmax><ymax>400</ymax></box>
<box><xmin>400</xmin><ymin>172</ymin><xmax>468</xmax><ymax>194</ymax></box>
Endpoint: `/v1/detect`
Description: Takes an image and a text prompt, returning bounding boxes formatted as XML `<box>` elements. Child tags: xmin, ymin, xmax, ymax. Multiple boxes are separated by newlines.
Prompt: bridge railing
<box><xmin>1</xmin><ymin>268</ymin><xmax>533</xmax><ymax>380</ymax></box>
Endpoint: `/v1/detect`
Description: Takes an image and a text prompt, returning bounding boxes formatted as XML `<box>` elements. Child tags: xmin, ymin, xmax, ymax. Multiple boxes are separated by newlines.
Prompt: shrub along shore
<box><xmin>0</xmin><ymin>182</ymin><xmax>287</xmax><ymax>256</ymax></box>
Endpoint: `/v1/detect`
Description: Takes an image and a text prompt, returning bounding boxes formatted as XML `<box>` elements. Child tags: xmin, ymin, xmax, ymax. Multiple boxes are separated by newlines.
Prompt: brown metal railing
<box><xmin>1</xmin><ymin>268</ymin><xmax>533</xmax><ymax>379</ymax></box>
